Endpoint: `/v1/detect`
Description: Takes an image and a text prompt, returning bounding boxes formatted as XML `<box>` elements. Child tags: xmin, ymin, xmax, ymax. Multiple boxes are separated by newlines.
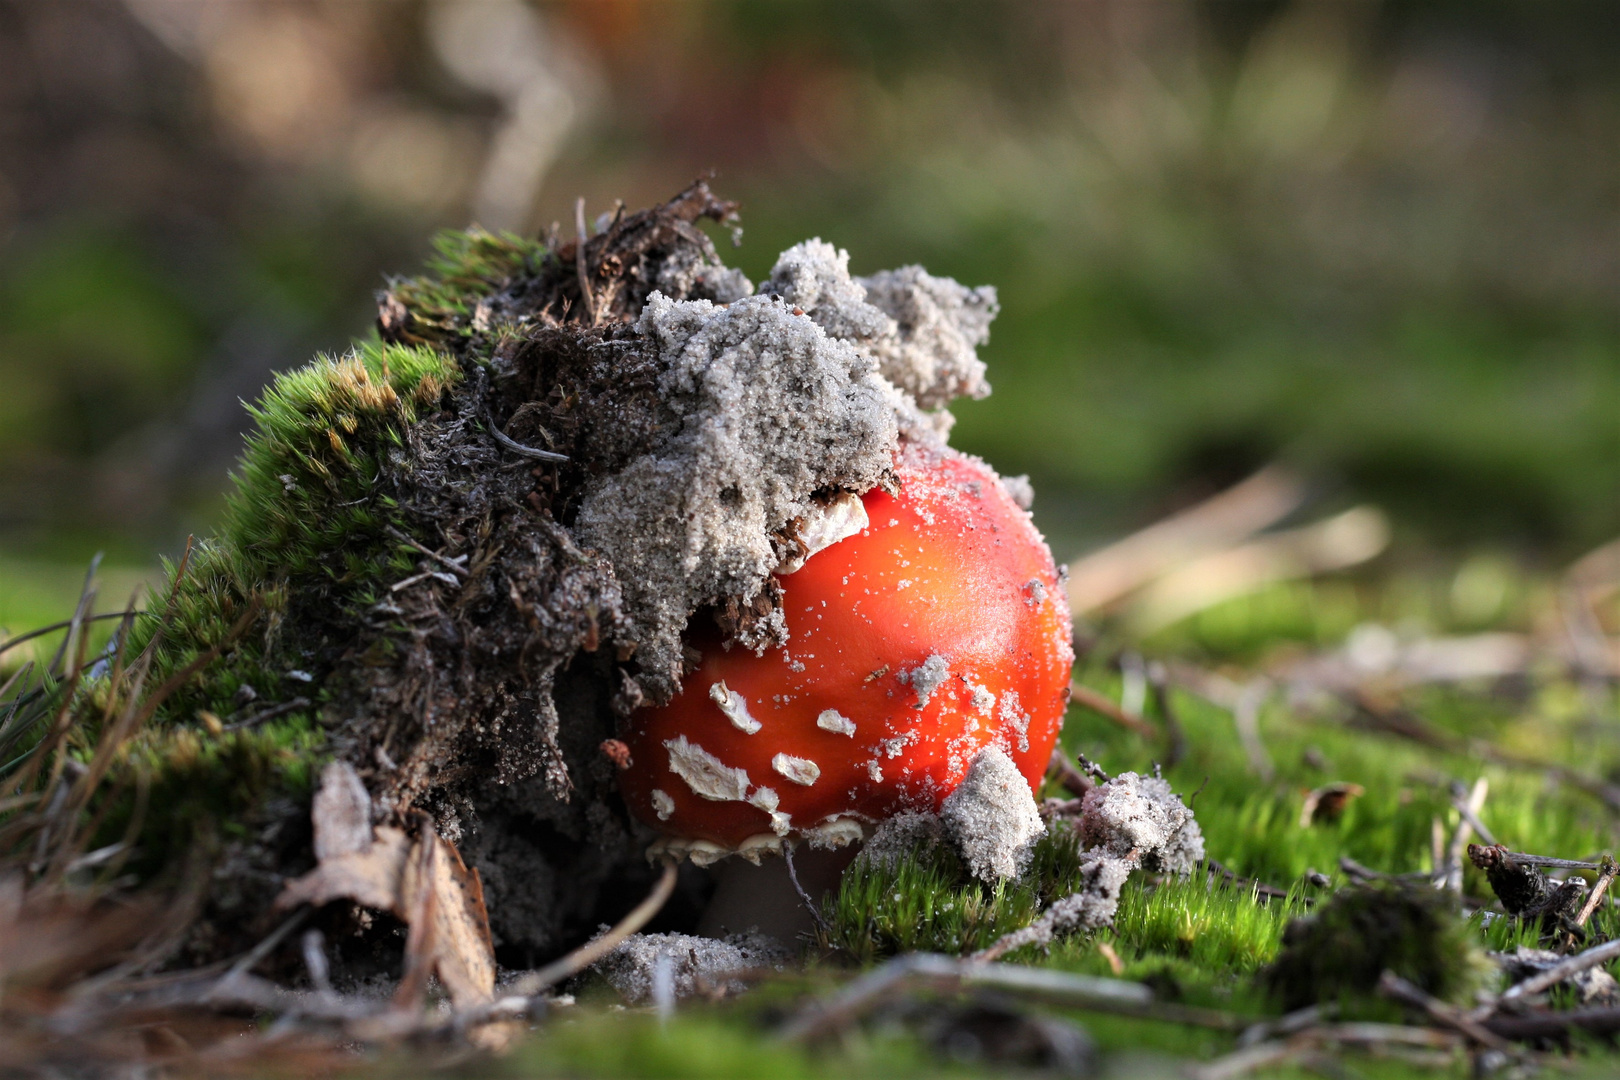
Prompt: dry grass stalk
<box><xmin>1067</xmin><ymin>682</ymin><xmax>1158</xmax><ymax>739</ymax></box>
<box><xmin>1064</xmin><ymin>465</ymin><xmax>1305</xmax><ymax>615</ymax></box>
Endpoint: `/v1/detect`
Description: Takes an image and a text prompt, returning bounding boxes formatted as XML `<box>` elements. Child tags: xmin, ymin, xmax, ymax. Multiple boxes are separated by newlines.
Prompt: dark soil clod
<box><xmin>1469</xmin><ymin>843</ymin><xmax>1588</xmax><ymax>940</ymax></box>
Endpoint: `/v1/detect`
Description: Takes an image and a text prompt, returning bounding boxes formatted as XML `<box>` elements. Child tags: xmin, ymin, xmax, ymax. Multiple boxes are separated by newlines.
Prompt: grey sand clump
<box><xmin>1078</xmin><ymin>771</ymin><xmax>1205</xmax><ymax>875</ymax></box>
<box><xmin>592</xmin><ymin>930</ymin><xmax>790</xmax><ymax>1003</ymax></box>
<box><xmin>940</xmin><ymin>745</ymin><xmax>1046</xmax><ymax>883</ymax></box>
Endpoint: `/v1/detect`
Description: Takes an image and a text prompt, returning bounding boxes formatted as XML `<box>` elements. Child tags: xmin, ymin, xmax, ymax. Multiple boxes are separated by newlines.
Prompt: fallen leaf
<box><xmin>1299</xmin><ymin>782</ymin><xmax>1366</xmax><ymax>827</ymax></box>
<box><xmin>399</xmin><ymin>825</ymin><xmax>495</xmax><ymax>1008</ymax></box>
<box><xmin>311</xmin><ymin>761</ymin><xmax>373</xmax><ymax>861</ymax></box>
<box><xmin>276</xmin><ymin>826</ymin><xmax>411</xmax><ymax>912</ymax></box>
<box><xmin>277</xmin><ymin>767</ymin><xmax>496</xmax><ymax>1011</ymax></box>
<box><xmin>394</xmin><ymin>830</ymin><xmax>439</xmax><ymax>1010</ymax></box>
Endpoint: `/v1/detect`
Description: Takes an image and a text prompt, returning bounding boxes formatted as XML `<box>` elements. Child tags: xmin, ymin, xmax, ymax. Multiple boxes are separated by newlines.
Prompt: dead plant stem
<box><xmin>507</xmin><ymin>858</ymin><xmax>678</xmax><ymax>997</ymax></box>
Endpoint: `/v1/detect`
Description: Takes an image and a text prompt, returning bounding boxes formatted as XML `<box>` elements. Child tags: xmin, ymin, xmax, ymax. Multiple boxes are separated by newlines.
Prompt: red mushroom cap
<box><xmin>617</xmin><ymin>440</ymin><xmax>1074</xmax><ymax>861</ymax></box>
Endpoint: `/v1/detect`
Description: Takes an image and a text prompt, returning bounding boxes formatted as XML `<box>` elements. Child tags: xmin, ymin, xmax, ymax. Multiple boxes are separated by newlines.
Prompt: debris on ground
<box><xmin>1494</xmin><ymin>947</ymin><xmax>1619</xmax><ymax>1005</ymax></box>
<box><xmin>279</xmin><ymin>765</ymin><xmax>496</xmax><ymax>1008</ymax></box>
<box><xmin>940</xmin><ymin>745</ymin><xmax>1047</xmax><ymax>883</ymax></box>
<box><xmin>1468</xmin><ymin>843</ymin><xmax>1589</xmax><ymax>937</ymax></box>
<box><xmin>976</xmin><ymin>850</ymin><xmax>1136</xmax><ymax>960</ymax></box>
<box><xmin>591</xmin><ymin>930</ymin><xmax>790</xmax><ymax>1003</ymax></box>
<box><xmin>1077</xmin><ymin>771</ymin><xmax>1205</xmax><ymax>874</ymax></box>
<box><xmin>1298</xmin><ymin>782</ymin><xmax>1365</xmax><ymax>827</ymax></box>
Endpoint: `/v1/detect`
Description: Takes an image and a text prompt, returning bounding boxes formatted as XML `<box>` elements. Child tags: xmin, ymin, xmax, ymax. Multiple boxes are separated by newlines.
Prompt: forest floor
<box><xmin>2</xmin><ymin>495</ymin><xmax>1617</xmax><ymax>1079</ymax></box>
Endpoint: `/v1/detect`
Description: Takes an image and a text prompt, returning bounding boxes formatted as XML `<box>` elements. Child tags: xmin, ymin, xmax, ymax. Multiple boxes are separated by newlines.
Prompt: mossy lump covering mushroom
<box><xmin>119</xmin><ymin>182</ymin><xmax>1074</xmax><ymax>973</ymax></box>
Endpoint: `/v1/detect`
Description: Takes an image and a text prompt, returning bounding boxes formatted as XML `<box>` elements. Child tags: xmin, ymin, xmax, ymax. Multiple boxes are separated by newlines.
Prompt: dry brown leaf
<box><xmin>1299</xmin><ymin>782</ymin><xmax>1366</xmax><ymax>827</ymax></box>
<box><xmin>311</xmin><ymin>760</ymin><xmax>373</xmax><ymax>861</ymax></box>
<box><xmin>399</xmin><ymin>825</ymin><xmax>495</xmax><ymax>1008</ymax></box>
<box><xmin>277</xmin><ymin>767</ymin><xmax>495</xmax><ymax>1011</ymax></box>
<box><xmin>394</xmin><ymin>831</ymin><xmax>439</xmax><ymax>1010</ymax></box>
<box><xmin>275</xmin><ymin>826</ymin><xmax>411</xmax><ymax>912</ymax></box>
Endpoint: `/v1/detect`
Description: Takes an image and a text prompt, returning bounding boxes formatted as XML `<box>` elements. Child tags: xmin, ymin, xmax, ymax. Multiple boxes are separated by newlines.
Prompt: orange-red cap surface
<box><xmin>618</xmin><ymin>440</ymin><xmax>1074</xmax><ymax>852</ymax></box>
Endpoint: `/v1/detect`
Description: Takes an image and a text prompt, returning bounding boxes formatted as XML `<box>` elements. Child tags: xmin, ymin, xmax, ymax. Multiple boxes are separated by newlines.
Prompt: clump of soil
<box><xmin>591</xmin><ymin>930</ymin><xmax>790</xmax><ymax>1003</ymax></box>
<box><xmin>1077</xmin><ymin>771</ymin><xmax>1205</xmax><ymax>875</ymax></box>
<box><xmin>151</xmin><ymin>181</ymin><xmax>1005</xmax><ymax>967</ymax></box>
<box><xmin>940</xmin><ymin>745</ymin><xmax>1046</xmax><ymax>883</ymax></box>
<box><xmin>854</xmin><ymin>745</ymin><xmax>1048</xmax><ymax>886</ymax></box>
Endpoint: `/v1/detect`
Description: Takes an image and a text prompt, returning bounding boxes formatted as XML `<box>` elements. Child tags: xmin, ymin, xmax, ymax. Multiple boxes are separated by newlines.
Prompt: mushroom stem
<box><xmin>697</xmin><ymin>846</ymin><xmax>857</xmax><ymax>943</ymax></box>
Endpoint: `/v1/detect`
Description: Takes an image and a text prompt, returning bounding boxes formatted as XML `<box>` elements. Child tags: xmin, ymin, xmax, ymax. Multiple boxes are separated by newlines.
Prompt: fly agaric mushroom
<box><xmin>617</xmin><ymin>440</ymin><xmax>1074</xmax><ymax>865</ymax></box>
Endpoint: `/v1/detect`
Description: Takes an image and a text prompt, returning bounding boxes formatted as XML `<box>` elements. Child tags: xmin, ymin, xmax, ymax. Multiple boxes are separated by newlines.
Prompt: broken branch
<box><xmin>1575</xmin><ymin>857</ymin><xmax>1618</xmax><ymax>929</ymax></box>
<box><xmin>1492</xmin><ymin>936</ymin><xmax>1620</xmax><ymax>1010</ymax></box>
<box><xmin>1376</xmin><ymin>970</ymin><xmax>1518</xmax><ymax>1055</ymax></box>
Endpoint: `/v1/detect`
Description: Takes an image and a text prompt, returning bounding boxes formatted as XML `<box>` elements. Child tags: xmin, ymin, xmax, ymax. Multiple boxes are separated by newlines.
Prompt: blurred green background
<box><xmin>1</xmin><ymin>0</ymin><xmax>1618</xmax><ymax>636</ymax></box>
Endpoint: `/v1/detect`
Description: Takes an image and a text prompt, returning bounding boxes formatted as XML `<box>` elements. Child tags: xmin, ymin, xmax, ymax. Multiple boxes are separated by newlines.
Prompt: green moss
<box><xmin>139</xmin><ymin>338</ymin><xmax>458</xmax><ymax>727</ymax></box>
<box><xmin>41</xmin><ymin>337</ymin><xmax>463</xmax><ymax>870</ymax></box>
<box><xmin>824</xmin><ymin>827</ymin><xmax>1095</xmax><ymax>964</ymax></box>
<box><xmin>826</xmin><ymin>842</ymin><xmax>1034</xmax><ymax>963</ymax></box>
<box><xmin>1064</xmin><ymin>658</ymin><xmax>1614</xmax><ymax>894</ymax></box>
<box><xmin>385</xmin><ymin>228</ymin><xmax>550</xmax><ymax>343</ymax></box>
<box><xmin>100</xmin><ymin>716</ymin><xmax>325</xmax><ymax>877</ymax></box>
<box><xmin>5</xmin><ymin>226</ymin><xmax>553</xmax><ymax>882</ymax></box>
<box><xmin>1108</xmin><ymin>875</ymin><xmax>1307</xmax><ymax>976</ymax></box>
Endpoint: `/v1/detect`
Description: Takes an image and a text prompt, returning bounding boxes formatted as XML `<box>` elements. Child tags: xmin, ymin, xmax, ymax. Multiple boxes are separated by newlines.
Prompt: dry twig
<box><xmin>1347</xmin><ymin>695</ymin><xmax>1620</xmax><ymax>813</ymax></box>
<box><xmin>783</xmin><ymin>843</ymin><xmax>831</xmax><ymax>936</ymax></box>
<box><xmin>1441</xmin><ymin>777</ymin><xmax>1489</xmax><ymax>892</ymax></box>
<box><xmin>574</xmin><ymin>196</ymin><xmax>596</xmax><ymax>325</ymax></box>
<box><xmin>1203</xmin><ymin>859</ymin><xmax>1297</xmax><ymax>903</ymax></box>
<box><xmin>1574</xmin><ymin>857</ymin><xmax>1618</xmax><ymax>930</ymax></box>
<box><xmin>1068</xmin><ymin>681</ymin><xmax>1158</xmax><ymax>739</ymax></box>
<box><xmin>1235</xmin><ymin>1004</ymin><xmax>1326</xmax><ymax>1048</ymax></box>
<box><xmin>1376</xmin><ymin>971</ymin><xmax>1519</xmax><ymax>1055</ymax></box>
<box><xmin>1482</xmin><ymin>1006</ymin><xmax>1620</xmax><ymax>1042</ymax></box>
<box><xmin>1486</xmin><ymin>936</ymin><xmax>1620</xmax><ymax>1013</ymax></box>
<box><xmin>1450</xmin><ymin>782</ymin><xmax>1498</xmax><ymax>848</ymax></box>
<box><xmin>504</xmin><ymin>858</ymin><xmax>678</xmax><ymax>998</ymax></box>
<box><xmin>1190</xmin><ymin>1023</ymin><xmax>1461</xmax><ymax>1080</ymax></box>
<box><xmin>1045</xmin><ymin>746</ymin><xmax>1094</xmax><ymax>798</ymax></box>
<box><xmin>778</xmin><ymin>953</ymin><xmax>1242</xmax><ymax>1044</ymax></box>
<box><xmin>1063</xmin><ymin>465</ymin><xmax>1305</xmax><ymax>614</ymax></box>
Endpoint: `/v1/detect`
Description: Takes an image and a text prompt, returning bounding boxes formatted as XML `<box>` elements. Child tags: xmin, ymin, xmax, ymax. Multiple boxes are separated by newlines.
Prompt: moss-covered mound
<box><xmin>117</xmin><ymin>186</ymin><xmax>759</xmax><ymax>958</ymax></box>
<box><xmin>1263</xmin><ymin>883</ymin><xmax>1492</xmax><ymax>1012</ymax></box>
<box><xmin>99</xmin><ymin>181</ymin><xmax>1005</xmax><ymax>966</ymax></box>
